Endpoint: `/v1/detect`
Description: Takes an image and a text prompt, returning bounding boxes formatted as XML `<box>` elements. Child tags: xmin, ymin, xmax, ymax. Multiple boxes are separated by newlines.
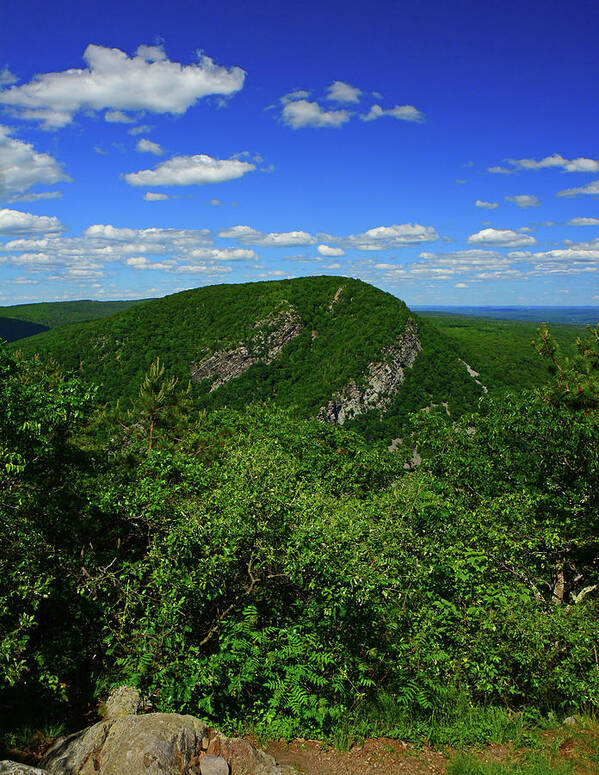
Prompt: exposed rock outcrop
<box><xmin>41</xmin><ymin>687</ymin><xmax>298</xmax><ymax>775</ymax></box>
<box><xmin>317</xmin><ymin>319</ymin><xmax>422</xmax><ymax>425</ymax></box>
<box><xmin>460</xmin><ymin>359</ymin><xmax>488</xmax><ymax>393</ymax></box>
<box><xmin>191</xmin><ymin>308</ymin><xmax>301</xmax><ymax>391</ymax></box>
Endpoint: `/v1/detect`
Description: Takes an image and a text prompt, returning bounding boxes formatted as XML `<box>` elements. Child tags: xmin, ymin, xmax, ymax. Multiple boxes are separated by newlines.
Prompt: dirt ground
<box><xmin>259</xmin><ymin>737</ymin><xmax>451</xmax><ymax>775</ymax></box>
<box><xmin>255</xmin><ymin>725</ymin><xmax>599</xmax><ymax>775</ymax></box>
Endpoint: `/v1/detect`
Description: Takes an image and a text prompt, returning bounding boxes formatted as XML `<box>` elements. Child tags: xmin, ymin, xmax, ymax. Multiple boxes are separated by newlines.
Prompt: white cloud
<box><xmin>0</xmin><ymin>44</ymin><xmax>245</xmax><ymax>128</ymax></box>
<box><xmin>568</xmin><ymin>217</ymin><xmax>599</xmax><ymax>226</ymax></box>
<box><xmin>467</xmin><ymin>228</ymin><xmax>537</xmax><ymax>247</ymax></box>
<box><xmin>208</xmin><ymin>198</ymin><xmax>221</xmax><ymax>206</ymax></box>
<box><xmin>280</xmin><ymin>100</ymin><xmax>350</xmax><ymax>129</ymax></box>
<box><xmin>343</xmin><ymin>223</ymin><xmax>439</xmax><ymax>250</ymax></box>
<box><xmin>0</xmin><ymin>67</ymin><xmax>17</xmax><ymax>86</ymax></box>
<box><xmin>0</xmin><ymin>208</ymin><xmax>62</xmax><ymax>235</ymax></box>
<box><xmin>475</xmin><ymin>200</ymin><xmax>498</xmax><ymax>209</ymax></box>
<box><xmin>0</xmin><ymin>124</ymin><xmax>71</xmax><ymax>196</ymax></box>
<box><xmin>318</xmin><ymin>244</ymin><xmax>345</xmax><ymax>257</ymax></box>
<box><xmin>505</xmin><ymin>194</ymin><xmax>540</xmax><ymax>208</ymax></box>
<box><xmin>104</xmin><ymin>110</ymin><xmax>135</xmax><ymax>123</ymax></box>
<box><xmin>510</xmin><ymin>248</ymin><xmax>599</xmax><ymax>262</ymax></box>
<box><xmin>218</xmin><ymin>225</ymin><xmax>316</xmax><ymax>247</ymax></box>
<box><xmin>360</xmin><ymin>104</ymin><xmax>425</xmax><ymax>123</ymax></box>
<box><xmin>326</xmin><ymin>80</ymin><xmax>362</xmax><ymax>103</ymax></box>
<box><xmin>488</xmin><ymin>166</ymin><xmax>513</xmax><ymax>174</ymax></box>
<box><xmin>505</xmin><ymin>154</ymin><xmax>599</xmax><ymax>173</ymax></box>
<box><xmin>136</xmin><ymin>138</ymin><xmax>164</xmax><ymax>155</ymax></box>
<box><xmin>185</xmin><ymin>247</ymin><xmax>256</xmax><ymax>261</ymax></box>
<box><xmin>143</xmin><ymin>192</ymin><xmax>168</xmax><ymax>201</ymax></box>
<box><xmin>280</xmin><ymin>89</ymin><xmax>311</xmax><ymax>105</ymax></box>
<box><xmin>7</xmin><ymin>191</ymin><xmax>62</xmax><ymax>203</ymax></box>
<box><xmin>128</xmin><ymin>124</ymin><xmax>152</xmax><ymax>135</ymax></box>
<box><xmin>557</xmin><ymin>180</ymin><xmax>599</xmax><ymax>198</ymax></box>
<box><xmin>124</xmin><ymin>154</ymin><xmax>256</xmax><ymax>186</ymax></box>
<box><xmin>174</xmin><ymin>264</ymin><xmax>232</xmax><ymax>274</ymax></box>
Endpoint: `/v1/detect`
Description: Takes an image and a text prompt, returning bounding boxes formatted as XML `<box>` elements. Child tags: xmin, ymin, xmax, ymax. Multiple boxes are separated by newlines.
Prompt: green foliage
<box><xmin>0</xmin><ymin>343</ymin><xmax>96</xmax><ymax>724</ymax></box>
<box><xmin>535</xmin><ymin>322</ymin><xmax>599</xmax><ymax>410</ymax></box>
<box><xmin>448</xmin><ymin>752</ymin><xmax>573</xmax><ymax>775</ymax></box>
<box><xmin>13</xmin><ymin>277</ymin><xmax>484</xmax><ymax>442</ymax></box>
<box><xmin>1</xmin><ymin>321</ymin><xmax>598</xmax><ymax>749</ymax></box>
<box><xmin>0</xmin><ymin>299</ymin><xmax>147</xmax><ymax>332</ymax></box>
<box><xmin>0</xmin><ymin>317</ymin><xmax>49</xmax><ymax>343</ymax></box>
<box><xmin>419</xmin><ymin>312</ymin><xmax>585</xmax><ymax>394</ymax></box>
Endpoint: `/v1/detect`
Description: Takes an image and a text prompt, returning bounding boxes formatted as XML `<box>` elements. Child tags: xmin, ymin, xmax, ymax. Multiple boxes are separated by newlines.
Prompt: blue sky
<box><xmin>1</xmin><ymin>0</ymin><xmax>598</xmax><ymax>307</ymax></box>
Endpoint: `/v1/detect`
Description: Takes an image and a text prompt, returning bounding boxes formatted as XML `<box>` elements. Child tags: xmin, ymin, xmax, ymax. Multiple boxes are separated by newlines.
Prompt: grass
<box><xmin>447</xmin><ymin>751</ymin><xmax>573</xmax><ymax>775</ymax></box>
<box><xmin>1</xmin><ymin>722</ymin><xmax>66</xmax><ymax>764</ymax></box>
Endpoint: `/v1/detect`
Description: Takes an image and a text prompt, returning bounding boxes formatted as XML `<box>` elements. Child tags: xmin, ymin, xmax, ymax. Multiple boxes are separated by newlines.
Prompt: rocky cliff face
<box><xmin>191</xmin><ymin>308</ymin><xmax>302</xmax><ymax>391</ymax></box>
<box><xmin>317</xmin><ymin>319</ymin><xmax>422</xmax><ymax>425</ymax></box>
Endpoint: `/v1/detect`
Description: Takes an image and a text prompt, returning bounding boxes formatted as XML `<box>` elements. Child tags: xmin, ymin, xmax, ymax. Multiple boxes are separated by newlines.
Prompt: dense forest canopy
<box><xmin>1</xmin><ymin>285</ymin><xmax>597</xmax><ymax>750</ymax></box>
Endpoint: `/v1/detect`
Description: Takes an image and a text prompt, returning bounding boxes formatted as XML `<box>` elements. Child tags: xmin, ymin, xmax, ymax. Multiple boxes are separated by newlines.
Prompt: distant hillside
<box><xmin>0</xmin><ymin>298</ymin><xmax>149</xmax><ymax>336</ymax></box>
<box><xmin>417</xmin><ymin>312</ymin><xmax>585</xmax><ymax>392</ymax></box>
<box><xmin>416</xmin><ymin>305</ymin><xmax>599</xmax><ymax>325</ymax></box>
<box><xmin>0</xmin><ymin>317</ymin><xmax>49</xmax><ymax>343</ymax></box>
<box><xmin>14</xmin><ymin>277</ymin><xmax>484</xmax><ymax>440</ymax></box>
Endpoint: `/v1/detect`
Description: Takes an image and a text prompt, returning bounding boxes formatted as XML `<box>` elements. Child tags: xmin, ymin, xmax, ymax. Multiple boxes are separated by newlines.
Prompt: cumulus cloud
<box><xmin>475</xmin><ymin>200</ymin><xmax>498</xmax><ymax>209</ymax></box>
<box><xmin>505</xmin><ymin>194</ymin><xmax>540</xmax><ymax>208</ymax></box>
<box><xmin>279</xmin><ymin>89</ymin><xmax>311</xmax><ymax>105</ymax></box>
<box><xmin>104</xmin><ymin>110</ymin><xmax>135</xmax><ymax>123</ymax></box>
<box><xmin>218</xmin><ymin>225</ymin><xmax>316</xmax><ymax>247</ymax></box>
<box><xmin>280</xmin><ymin>100</ymin><xmax>351</xmax><ymax>129</ymax></box>
<box><xmin>0</xmin><ymin>44</ymin><xmax>245</xmax><ymax>128</ymax></box>
<box><xmin>0</xmin><ymin>208</ymin><xmax>62</xmax><ymax>235</ymax></box>
<box><xmin>0</xmin><ymin>222</ymin><xmax>253</xmax><ymax>280</ymax></box>
<box><xmin>318</xmin><ymin>244</ymin><xmax>345</xmax><ymax>257</ymax></box>
<box><xmin>0</xmin><ymin>124</ymin><xmax>71</xmax><ymax>197</ymax></box>
<box><xmin>326</xmin><ymin>80</ymin><xmax>362</xmax><ymax>103</ymax></box>
<box><xmin>342</xmin><ymin>223</ymin><xmax>439</xmax><ymax>250</ymax></box>
<box><xmin>136</xmin><ymin>138</ymin><xmax>164</xmax><ymax>155</ymax></box>
<box><xmin>184</xmin><ymin>247</ymin><xmax>257</xmax><ymax>261</ymax></box>
<box><xmin>143</xmin><ymin>192</ymin><xmax>168</xmax><ymax>201</ymax></box>
<box><xmin>360</xmin><ymin>104</ymin><xmax>425</xmax><ymax>123</ymax></box>
<box><xmin>568</xmin><ymin>217</ymin><xmax>599</xmax><ymax>226</ymax></box>
<box><xmin>467</xmin><ymin>228</ymin><xmax>537</xmax><ymax>247</ymax></box>
<box><xmin>503</xmin><ymin>154</ymin><xmax>599</xmax><ymax>173</ymax></box>
<box><xmin>557</xmin><ymin>179</ymin><xmax>599</xmax><ymax>198</ymax></box>
<box><xmin>124</xmin><ymin>154</ymin><xmax>256</xmax><ymax>186</ymax></box>
<box><xmin>0</xmin><ymin>67</ymin><xmax>17</xmax><ymax>86</ymax></box>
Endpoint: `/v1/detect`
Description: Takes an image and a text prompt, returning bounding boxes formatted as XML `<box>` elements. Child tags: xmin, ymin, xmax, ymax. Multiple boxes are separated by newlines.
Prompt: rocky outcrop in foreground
<box><xmin>317</xmin><ymin>319</ymin><xmax>422</xmax><ymax>425</ymax></box>
<box><xmin>191</xmin><ymin>308</ymin><xmax>302</xmax><ymax>391</ymax></box>
<box><xmin>1</xmin><ymin>688</ymin><xmax>298</xmax><ymax>775</ymax></box>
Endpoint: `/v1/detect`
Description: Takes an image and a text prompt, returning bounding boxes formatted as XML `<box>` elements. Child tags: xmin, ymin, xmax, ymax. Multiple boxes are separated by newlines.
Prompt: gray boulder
<box><xmin>44</xmin><ymin>714</ymin><xmax>207</xmax><ymax>775</ymax></box>
<box><xmin>199</xmin><ymin>755</ymin><xmax>229</xmax><ymax>775</ymax></box>
<box><xmin>0</xmin><ymin>763</ymin><xmax>49</xmax><ymax>774</ymax></box>
<box><xmin>102</xmin><ymin>685</ymin><xmax>143</xmax><ymax>719</ymax></box>
<box><xmin>42</xmin><ymin>703</ymin><xmax>298</xmax><ymax>775</ymax></box>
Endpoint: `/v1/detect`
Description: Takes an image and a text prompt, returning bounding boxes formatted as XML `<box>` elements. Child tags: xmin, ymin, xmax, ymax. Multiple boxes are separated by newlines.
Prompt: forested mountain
<box><xmin>0</xmin><ymin>298</ymin><xmax>148</xmax><ymax>334</ymax></box>
<box><xmin>0</xmin><ymin>316</ymin><xmax>49</xmax><ymax>342</ymax></box>
<box><xmin>13</xmin><ymin>277</ymin><xmax>484</xmax><ymax>440</ymax></box>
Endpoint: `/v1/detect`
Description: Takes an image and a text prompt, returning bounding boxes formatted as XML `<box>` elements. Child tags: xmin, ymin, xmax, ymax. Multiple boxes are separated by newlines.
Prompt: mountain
<box><xmin>13</xmin><ymin>276</ymin><xmax>485</xmax><ymax>440</ymax></box>
<box><xmin>416</xmin><ymin>312</ymin><xmax>585</xmax><ymax>393</ymax></box>
<box><xmin>0</xmin><ymin>298</ymin><xmax>148</xmax><ymax>336</ymax></box>
<box><xmin>0</xmin><ymin>316</ymin><xmax>49</xmax><ymax>342</ymax></box>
